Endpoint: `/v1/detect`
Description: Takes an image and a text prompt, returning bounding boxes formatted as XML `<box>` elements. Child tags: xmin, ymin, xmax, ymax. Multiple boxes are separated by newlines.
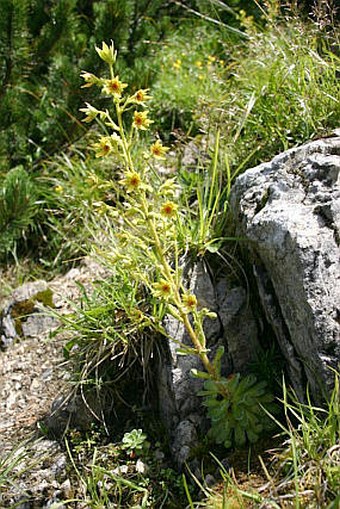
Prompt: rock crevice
<box><xmin>230</xmin><ymin>136</ymin><xmax>340</xmax><ymax>398</ymax></box>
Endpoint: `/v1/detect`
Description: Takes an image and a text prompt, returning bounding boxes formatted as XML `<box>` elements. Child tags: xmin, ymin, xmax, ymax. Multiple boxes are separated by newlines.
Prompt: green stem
<box><xmin>139</xmin><ymin>194</ymin><xmax>217</xmax><ymax>378</ymax></box>
<box><xmin>112</xmin><ymin>93</ymin><xmax>219</xmax><ymax>383</ymax></box>
<box><xmin>116</xmin><ymin>104</ymin><xmax>134</xmax><ymax>171</ymax></box>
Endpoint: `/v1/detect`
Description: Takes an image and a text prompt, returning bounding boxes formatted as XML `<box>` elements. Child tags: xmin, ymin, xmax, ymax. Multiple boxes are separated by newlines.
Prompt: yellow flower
<box><xmin>159</xmin><ymin>178</ymin><xmax>178</xmax><ymax>197</ymax></box>
<box><xmin>150</xmin><ymin>140</ymin><xmax>169</xmax><ymax>160</ymax></box>
<box><xmin>93</xmin><ymin>137</ymin><xmax>112</xmax><ymax>157</ymax></box>
<box><xmin>208</xmin><ymin>55</ymin><xmax>217</xmax><ymax>63</ymax></box>
<box><xmin>93</xmin><ymin>134</ymin><xmax>121</xmax><ymax>157</ymax></box>
<box><xmin>97</xmin><ymin>203</ymin><xmax>108</xmax><ymax>215</ymax></box>
<box><xmin>130</xmin><ymin>308</ymin><xmax>144</xmax><ymax>322</ymax></box>
<box><xmin>79</xmin><ymin>102</ymin><xmax>100</xmax><ymax>123</ymax></box>
<box><xmin>131</xmin><ymin>89</ymin><xmax>152</xmax><ymax>105</ymax></box>
<box><xmin>120</xmin><ymin>171</ymin><xmax>142</xmax><ymax>191</ymax></box>
<box><xmin>133</xmin><ymin>110</ymin><xmax>153</xmax><ymax>130</ymax></box>
<box><xmin>182</xmin><ymin>293</ymin><xmax>197</xmax><ymax>312</ymax></box>
<box><xmin>54</xmin><ymin>185</ymin><xmax>63</xmax><ymax>193</ymax></box>
<box><xmin>195</xmin><ymin>60</ymin><xmax>203</xmax><ymax>68</ymax></box>
<box><xmin>160</xmin><ymin>201</ymin><xmax>178</xmax><ymax>218</ymax></box>
<box><xmin>80</xmin><ymin>71</ymin><xmax>101</xmax><ymax>88</ymax></box>
<box><xmin>102</xmin><ymin>77</ymin><xmax>127</xmax><ymax>98</ymax></box>
<box><xmin>129</xmin><ymin>308</ymin><xmax>152</xmax><ymax>327</ymax></box>
<box><xmin>86</xmin><ymin>173</ymin><xmax>100</xmax><ymax>186</ymax></box>
<box><xmin>173</xmin><ymin>59</ymin><xmax>182</xmax><ymax>70</ymax></box>
<box><xmin>153</xmin><ymin>279</ymin><xmax>173</xmax><ymax>300</ymax></box>
<box><xmin>95</xmin><ymin>40</ymin><xmax>117</xmax><ymax>65</ymax></box>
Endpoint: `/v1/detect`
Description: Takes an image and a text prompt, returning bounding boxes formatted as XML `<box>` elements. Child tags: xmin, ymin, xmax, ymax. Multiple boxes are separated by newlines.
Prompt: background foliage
<box><xmin>0</xmin><ymin>0</ymin><xmax>338</xmax><ymax>267</ymax></box>
<box><xmin>0</xmin><ymin>0</ymin><xmax>186</xmax><ymax>173</ymax></box>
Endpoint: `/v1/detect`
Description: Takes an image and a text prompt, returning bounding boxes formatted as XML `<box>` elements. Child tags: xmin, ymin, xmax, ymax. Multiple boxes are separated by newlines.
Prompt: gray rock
<box><xmin>171</xmin><ymin>419</ymin><xmax>198</xmax><ymax>465</ymax></box>
<box><xmin>230</xmin><ymin>136</ymin><xmax>340</xmax><ymax>399</ymax></box>
<box><xmin>157</xmin><ymin>257</ymin><xmax>260</xmax><ymax>465</ymax></box>
<box><xmin>0</xmin><ymin>311</ymin><xmax>17</xmax><ymax>348</ymax></box>
<box><xmin>205</xmin><ymin>474</ymin><xmax>216</xmax><ymax>487</ymax></box>
<box><xmin>0</xmin><ymin>280</ymin><xmax>58</xmax><ymax>349</ymax></box>
<box><xmin>11</xmin><ymin>280</ymin><xmax>50</xmax><ymax>302</ymax></box>
<box><xmin>43</xmin><ymin>392</ymin><xmax>101</xmax><ymax>439</ymax></box>
<box><xmin>217</xmin><ymin>280</ymin><xmax>260</xmax><ymax>372</ymax></box>
<box><xmin>157</xmin><ymin>259</ymin><xmax>221</xmax><ymax>465</ymax></box>
<box><xmin>21</xmin><ymin>314</ymin><xmax>59</xmax><ymax>338</ymax></box>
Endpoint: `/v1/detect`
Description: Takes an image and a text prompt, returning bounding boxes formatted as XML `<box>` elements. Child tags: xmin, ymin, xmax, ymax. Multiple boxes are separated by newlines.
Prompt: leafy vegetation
<box><xmin>220</xmin><ymin>11</ymin><xmax>340</xmax><ymax>170</ymax></box>
<box><xmin>62</xmin><ymin>426</ymin><xmax>191</xmax><ymax>508</ymax></box>
<box><xmin>0</xmin><ymin>0</ymin><xmax>339</xmax><ymax>507</ymax></box>
<box><xmin>0</xmin><ymin>0</ymin><xmax>188</xmax><ymax>173</ymax></box>
<box><xmin>0</xmin><ymin>166</ymin><xmax>38</xmax><ymax>258</ymax></box>
<box><xmin>198</xmin><ymin>372</ymin><xmax>276</xmax><ymax>449</ymax></box>
<box><xmin>151</xmin><ymin>4</ymin><xmax>339</xmax><ymax>169</ymax></box>
<box><xmin>196</xmin><ymin>371</ymin><xmax>340</xmax><ymax>509</ymax></box>
<box><xmin>1</xmin><ymin>0</ymin><xmax>338</xmax><ymax>266</ymax></box>
<box><xmin>0</xmin><ymin>444</ymin><xmax>26</xmax><ymax>493</ymax></box>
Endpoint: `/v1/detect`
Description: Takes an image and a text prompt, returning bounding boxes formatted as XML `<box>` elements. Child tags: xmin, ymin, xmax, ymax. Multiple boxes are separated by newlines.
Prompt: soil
<box><xmin>0</xmin><ymin>258</ymin><xmax>108</xmax><ymax>507</ymax></box>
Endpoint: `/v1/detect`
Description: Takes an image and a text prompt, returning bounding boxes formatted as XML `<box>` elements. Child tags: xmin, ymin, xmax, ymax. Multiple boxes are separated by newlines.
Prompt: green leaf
<box><xmin>223</xmin><ymin>438</ymin><xmax>232</xmax><ymax>449</ymax></box>
<box><xmin>212</xmin><ymin>345</ymin><xmax>225</xmax><ymax>375</ymax></box>
<box><xmin>247</xmin><ymin>429</ymin><xmax>260</xmax><ymax>444</ymax></box>
<box><xmin>205</xmin><ymin>240</ymin><xmax>223</xmax><ymax>253</ymax></box>
<box><xmin>225</xmin><ymin>373</ymin><xmax>241</xmax><ymax>392</ymax></box>
<box><xmin>63</xmin><ymin>337</ymin><xmax>79</xmax><ymax>359</ymax></box>
<box><xmin>203</xmin><ymin>380</ymin><xmax>219</xmax><ymax>392</ymax></box>
<box><xmin>177</xmin><ymin>347</ymin><xmax>198</xmax><ymax>356</ymax></box>
<box><xmin>209</xmin><ymin>402</ymin><xmax>230</xmax><ymax>420</ymax></box>
<box><xmin>234</xmin><ymin>426</ymin><xmax>247</xmax><ymax>447</ymax></box>
<box><xmin>233</xmin><ymin>406</ymin><xmax>246</xmax><ymax>421</ymax></box>
<box><xmin>202</xmin><ymin>396</ymin><xmax>221</xmax><ymax>406</ymax></box>
<box><xmin>191</xmin><ymin>368</ymin><xmax>211</xmax><ymax>380</ymax></box>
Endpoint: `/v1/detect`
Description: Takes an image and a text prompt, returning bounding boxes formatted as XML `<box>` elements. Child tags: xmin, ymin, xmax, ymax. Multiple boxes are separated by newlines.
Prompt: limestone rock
<box><xmin>157</xmin><ymin>258</ymin><xmax>260</xmax><ymax>465</ymax></box>
<box><xmin>0</xmin><ymin>280</ymin><xmax>58</xmax><ymax>350</ymax></box>
<box><xmin>230</xmin><ymin>136</ymin><xmax>340</xmax><ymax>399</ymax></box>
<box><xmin>157</xmin><ymin>260</ymin><xmax>219</xmax><ymax>465</ymax></box>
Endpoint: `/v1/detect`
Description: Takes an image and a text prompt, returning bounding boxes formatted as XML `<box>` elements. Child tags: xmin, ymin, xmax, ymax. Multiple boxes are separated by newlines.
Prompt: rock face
<box><xmin>230</xmin><ymin>136</ymin><xmax>340</xmax><ymax>399</ymax></box>
<box><xmin>0</xmin><ymin>280</ymin><xmax>58</xmax><ymax>350</ymax></box>
<box><xmin>158</xmin><ymin>259</ymin><xmax>260</xmax><ymax>465</ymax></box>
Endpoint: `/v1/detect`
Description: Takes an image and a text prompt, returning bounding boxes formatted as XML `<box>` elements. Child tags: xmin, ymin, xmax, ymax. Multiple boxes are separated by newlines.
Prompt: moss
<box><xmin>34</xmin><ymin>288</ymin><xmax>54</xmax><ymax>308</ymax></box>
<box><xmin>10</xmin><ymin>288</ymin><xmax>55</xmax><ymax>336</ymax></box>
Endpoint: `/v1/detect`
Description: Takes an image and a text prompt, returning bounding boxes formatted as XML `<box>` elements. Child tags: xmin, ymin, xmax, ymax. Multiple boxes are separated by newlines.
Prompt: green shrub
<box><xmin>0</xmin><ymin>166</ymin><xmax>38</xmax><ymax>257</ymax></box>
<box><xmin>0</xmin><ymin>0</ymin><xmax>187</xmax><ymax>173</ymax></box>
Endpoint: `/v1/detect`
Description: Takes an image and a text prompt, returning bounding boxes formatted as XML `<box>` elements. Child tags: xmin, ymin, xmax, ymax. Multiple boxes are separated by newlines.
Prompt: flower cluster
<box><xmin>80</xmin><ymin>40</ymin><xmax>220</xmax><ymax>402</ymax></box>
<box><xmin>80</xmin><ymin>42</ymin><xmax>169</xmax><ymax>169</ymax></box>
<box><xmin>78</xmin><ymin>40</ymin><xmax>275</xmax><ymax>452</ymax></box>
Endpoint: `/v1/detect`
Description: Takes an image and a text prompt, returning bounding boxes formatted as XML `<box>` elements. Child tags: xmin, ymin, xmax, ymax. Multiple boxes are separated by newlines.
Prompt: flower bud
<box><xmin>80</xmin><ymin>71</ymin><xmax>101</xmax><ymax>88</ymax></box>
<box><xmin>95</xmin><ymin>40</ymin><xmax>117</xmax><ymax>65</ymax></box>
